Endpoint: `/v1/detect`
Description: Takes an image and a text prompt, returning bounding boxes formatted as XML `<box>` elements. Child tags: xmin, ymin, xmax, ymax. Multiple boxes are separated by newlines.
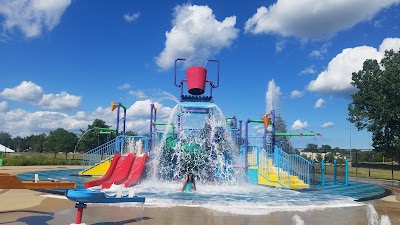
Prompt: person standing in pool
<box><xmin>181</xmin><ymin>172</ymin><xmax>196</xmax><ymax>192</ymax></box>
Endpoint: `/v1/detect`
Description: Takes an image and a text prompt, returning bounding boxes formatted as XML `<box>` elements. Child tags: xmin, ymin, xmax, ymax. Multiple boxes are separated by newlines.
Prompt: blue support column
<box><xmin>345</xmin><ymin>160</ymin><xmax>349</xmax><ymax>186</ymax></box>
<box><xmin>321</xmin><ymin>159</ymin><xmax>325</xmax><ymax>187</ymax></box>
<box><xmin>333</xmin><ymin>159</ymin><xmax>337</xmax><ymax>184</ymax></box>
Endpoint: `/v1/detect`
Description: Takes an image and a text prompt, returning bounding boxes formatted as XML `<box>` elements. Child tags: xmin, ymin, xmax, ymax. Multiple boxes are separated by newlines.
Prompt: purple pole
<box><xmin>244</xmin><ymin>119</ymin><xmax>250</xmax><ymax>175</ymax></box>
<box><xmin>239</xmin><ymin>120</ymin><xmax>243</xmax><ymax>146</ymax></box>
<box><xmin>116</xmin><ymin>102</ymin><xmax>121</xmax><ymax>136</ymax></box>
<box><xmin>271</xmin><ymin>110</ymin><xmax>276</xmax><ymax>150</ymax></box>
<box><xmin>149</xmin><ymin>104</ymin><xmax>154</xmax><ymax>151</ymax></box>
<box><xmin>123</xmin><ymin>106</ymin><xmax>126</xmax><ymax>135</ymax></box>
<box><xmin>174</xmin><ymin>59</ymin><xmax>186</xmax><ymax>87</ymax></box>
<box><xmin>263</xmin><ymin>127</ymin><xmax>267</xmax><ymax>150</ymax></box>
<box><xmin>232</xmin><ymin>116</ymin><xmax>237</xmax><ymax>129</ymax></box>
<box><xmin>206</xmin><ymin>60</ymin><xmax>220</xmax><ymax>88</ymax></box>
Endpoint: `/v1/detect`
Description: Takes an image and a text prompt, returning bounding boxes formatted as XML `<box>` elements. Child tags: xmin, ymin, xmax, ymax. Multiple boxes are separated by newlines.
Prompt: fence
<box><xmin>311</xmin><ymin>159</ymin><xmax>349</xmax><ymax>186</ymax></box>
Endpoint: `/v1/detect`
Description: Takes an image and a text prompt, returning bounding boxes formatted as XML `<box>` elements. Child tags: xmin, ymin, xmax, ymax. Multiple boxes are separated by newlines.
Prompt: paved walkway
<box><xmin>1</xmin><ymin>166</ymin><xmax>400</xmax><ymax>225</ymax></box>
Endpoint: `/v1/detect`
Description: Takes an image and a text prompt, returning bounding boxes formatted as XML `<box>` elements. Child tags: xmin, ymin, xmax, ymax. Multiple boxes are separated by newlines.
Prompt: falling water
<box><xmin>266</xmin><ymin>80</ymin><xmax>281</xmax><ymax>114</ymax></box>
<box><xmin>367</xmin><ymin>204</ymin><xmax>391</xmax><ymax>225</ymax></box>
<box><xmin>126</xmin><ymin>139</ymin><xmax>144</xmax><ymax>155</ymax></box>
<box><xmin>150</xmin><ymin>103</ymin><xmax>242</xmax><ymax>184</ymax></box>
<box><xmin>149</xmin><ymin>89</ymin><xmax>180</xmax><ymax>104</ymax></box>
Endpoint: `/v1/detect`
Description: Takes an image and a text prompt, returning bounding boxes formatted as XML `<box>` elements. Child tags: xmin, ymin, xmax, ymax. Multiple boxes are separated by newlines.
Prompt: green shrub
<box><xmin>2</xmin><ymin>155</ymin><xmax>81</xmax><ymax>166</ymax></box>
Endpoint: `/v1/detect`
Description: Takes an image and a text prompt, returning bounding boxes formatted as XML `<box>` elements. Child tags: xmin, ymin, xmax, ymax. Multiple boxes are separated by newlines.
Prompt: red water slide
<box><xmin>84</xmin><ymin>152</ymin><xmax>121</xmax><ymax>189</ymax></box>
<box><xmin>101</xmin><ymin>153</ymin><xmax>135</xmax><ymax>189</ymax></box>
<box><xmin>124</xmin><ymin>153</ymin><xmax>148</xmax><ymax>188</ymax></box>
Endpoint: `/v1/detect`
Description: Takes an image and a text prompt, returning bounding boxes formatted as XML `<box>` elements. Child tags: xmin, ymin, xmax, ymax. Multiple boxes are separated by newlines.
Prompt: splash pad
<box><xmin>67</xmin><ymin>59</ymin><xmax>393</xmax><ymax>224</ymax></box>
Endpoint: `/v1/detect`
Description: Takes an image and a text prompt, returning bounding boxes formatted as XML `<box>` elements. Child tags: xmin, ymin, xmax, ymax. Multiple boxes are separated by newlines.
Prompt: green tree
<box><xmin>0</xmin><ymin>131</ymin><xmax>13</xmax><ymax>148</ymax></box>
<box><xmin>44</xmin><ymin>128</ymin><xmax>77</xmax><ymax>158</ymax></box>
<box><xmin>12</xmin><ymin>136</ymin><xmax>28</xmax><ymax>152</ymax></box>
<box><xmin>319</xmin><ymin>144</ymin><xmax>332</xmax><ymax>153</ymax></box>
<box><xmin>348</xmin><ymin>50</ymin><xmax>400</xmax><ymax>163</ymax></box>
<box><xmin>300</xmin><ymin>153</ymin><xmax>310</xmax><ymax>160</ymax></box>
<box><xmin>125</xmin><ymin>131</ymin><xmax>139</xmax><ymax>136</ymax></box>
<box><xmin>316</xmin><ymin>153</ymin><xmax>323</xmax><ymax>162</ymax></box>
<box><xmin>325</xmin><ymin>152</ymin><xmax>334</xmax><ymax>163</ymax></box>
<box><xmin>77</xmin><ymin>119</ymin><xmax>115</xmax><ymax>152</ymax></box>
<box><xmin>26</xmin><ymin>134</ymin><xmax>46</xmax><ymax>152</ymax></box>
<box><xmin>304</xmin><ymin>143</ymin><xmax>318</xmax><ymax>153</ymax></box>
<box><xmin>275</xmin><ymin>115</ymin><xmax>295</xmax><ymax>153</ymax></box>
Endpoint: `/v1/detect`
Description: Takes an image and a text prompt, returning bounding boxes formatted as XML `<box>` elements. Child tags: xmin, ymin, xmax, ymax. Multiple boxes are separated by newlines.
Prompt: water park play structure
<box><xmin>78</xmin><ymin>58</ymin><xmax>345</xmax><ymax>190</ymax></box>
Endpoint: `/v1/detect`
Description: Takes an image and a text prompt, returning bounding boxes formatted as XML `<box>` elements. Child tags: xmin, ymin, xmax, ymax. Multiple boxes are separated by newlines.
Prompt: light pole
<box><xmin>349</xmin><ymin>125</ymin><xmax>352</xmax><ymax>166</ymax></box>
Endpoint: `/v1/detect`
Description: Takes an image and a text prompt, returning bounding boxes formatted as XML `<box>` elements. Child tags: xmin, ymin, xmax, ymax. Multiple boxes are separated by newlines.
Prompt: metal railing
<box><xmin>81</xmin><ymin>135</ymin><xmax>149</xmax><ymax>172</ymax></box>
<box><xmin>258</xmin><ymin>147</ymin><xmax>273</xmax><ymax>182</ymax></box>
<box><xmin>117</xmin><ymin>135</ymin><xmax>149</xmax><ymax>155</ymax></box>
<box><xmin>274</xmin><ymin>150</ymin><xmax>291</xmax><ymax>188</ymax></box>
<box><xmin>81</xmin><ymin>138</ymin><xmax>117</xmax><ymax>172</ymax></box>
<box><xmin>274</xmin><ymin>146</ymin><xmax>310</xmax><ymax>186</ymax></box>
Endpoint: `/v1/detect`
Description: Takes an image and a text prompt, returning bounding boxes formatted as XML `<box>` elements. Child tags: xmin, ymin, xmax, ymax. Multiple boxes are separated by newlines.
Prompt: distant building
<box><xmin>0</xmin><ymin>144</ymin><xmax>15</xmax><ymax>153</ymax></box>
<box><xmin>300</xmin><ymin>151</ymin><xmax>347</xmax><ymax>161</ymax></box>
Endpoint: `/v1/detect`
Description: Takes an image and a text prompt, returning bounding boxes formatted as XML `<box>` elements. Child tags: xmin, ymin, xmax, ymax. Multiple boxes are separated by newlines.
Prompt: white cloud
<box><xmin>309</xmin><ymin>42</ymin><xmax>331</xmax><ymax>59</ymax></box>
<box><xmin>290</xmin><ymin>90</ymin><xmax>304</xmax><ymax>99</ymax></box>
<box><xmin>307</xmin><ymin>38</ymin><xmax>400</xmax><ymax>95</ymax></box>
<box><xmin>155</xmin><ymin>4</ymin><xmax>239</xmax><ymax>70</ymax></box>
<box><xmin>379</xmin><ymin>37</ymin><xmax>400</xmax><ymax>52</ymax></box>
<box><xmin>314</xmin><ymin>98</ymin><xmax>325</xmax><ymax>108</ymax></box>
<box><xmin>309</xmin><ymin>50</ymin><xmax>323</xmax><ymax>59</ymax></box>
<box><xmin>321</xmin><ymin>122</ymin><xmax>334</xmax><ymax>128</ymax></box>
<box><xmin>117</xmin><ymin>83</ymin><xmax>131</xmax><ymax>90</ymax></box>
<box><xmin>0</xmin><ymin>81</ymin><xmax>43</xmax><ymax>103</ymax></box>
<box><xmin>0</xmin><ymin>99</ymin><xmax>173</xmax><ymax>137</ymax></box>
<box><xmin>123</xmin><ymin>12</ymin><xmax>140</xmax><ymax>23</ymax></box>
<box><xmin>38</xmin><ymin>92</ymin><xmax>81</xmax><ymax>110</ymax></box>
<box><xmin>0</xmin><ymin>0</ymin><xmax>71</xmax><ymax>38</ymax></box>
<box><xmin>0</xmin><ymin>81</ymin><xmax>81</xmax><ymax>110</ymax></box>
<box><xmin>244</xmin><ymin>0</ymin><xmax>400</xmax><ymax>39</ymax></box>
<box><xmin>129</xmin><ymin>90</ymin><xmax>147</xmax><ymax>99</ymax></box>
<box><xmin>300</xmin><ymin>65</ymin><xmax>316</xmax><ymax>75</ymax></box>
<box><xmin>275</xmin><ymin>40</ymin><xmax>285</xmax><ymax>53</ymax></box>
<box><xmin>291</xmin><ymin>119</ymin><xmax>308</xmax><ymax>130</ymax></box>
<box><xmin>0</xmin><ymin>101</ymin><xmax>8</xmax><ymax>111</ymax></box>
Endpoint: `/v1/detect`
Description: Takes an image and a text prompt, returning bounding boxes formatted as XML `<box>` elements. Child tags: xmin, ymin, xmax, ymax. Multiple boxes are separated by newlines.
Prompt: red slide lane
<box><xmin>124</xmin><ymin>153</ymin><xmax>147</xmax><ymax>188</ymax></box>
<box><xmin>84</xmin><ymin>152</ymin><xmax>121</xmax><ymax>189</ymax></box>
<box><xmin>101</xmin><ymin>153</ymin><xmax>135</xmax><ymax>189</ymax></box>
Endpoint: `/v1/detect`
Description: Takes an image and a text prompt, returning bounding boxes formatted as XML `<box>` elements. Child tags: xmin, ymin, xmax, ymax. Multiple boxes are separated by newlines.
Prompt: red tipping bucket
<box><xmin>186</xmin><ymin>66</ymin><xmax>207</xmax><ymax>95</ymax></box>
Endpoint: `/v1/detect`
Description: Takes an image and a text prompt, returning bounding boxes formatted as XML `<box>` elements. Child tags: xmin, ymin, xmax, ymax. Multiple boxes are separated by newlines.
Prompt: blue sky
<box><xmin>0</xmin><ymin>0</ymin><xmax>400</xmax><ymax>150</ymax></box>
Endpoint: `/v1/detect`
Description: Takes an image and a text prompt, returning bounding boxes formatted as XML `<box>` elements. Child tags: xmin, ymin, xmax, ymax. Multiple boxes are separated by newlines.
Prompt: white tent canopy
<box><xmin>0</xmin><ymin>144</ymin><xmax>15</xmax><ymax>153</ymax></box>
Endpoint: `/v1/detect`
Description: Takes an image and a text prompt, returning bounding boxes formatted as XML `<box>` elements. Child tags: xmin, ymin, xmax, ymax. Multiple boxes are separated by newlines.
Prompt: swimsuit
<box><xmin>184</xmin><ymin>181</ymin><xmax>193</xmax><ymax>192</ymax></box>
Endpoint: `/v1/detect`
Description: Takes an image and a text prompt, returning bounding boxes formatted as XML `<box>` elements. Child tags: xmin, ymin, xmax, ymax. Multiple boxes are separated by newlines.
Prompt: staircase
<box><xmin>246</xmin><ymin>144</ymin><xmax>310</xmax><ymax>189</ymax></box>
<box><xmin>80</xmin><ymin>136</ymin><xmax>149</xmax><ymax>176</ymax></box>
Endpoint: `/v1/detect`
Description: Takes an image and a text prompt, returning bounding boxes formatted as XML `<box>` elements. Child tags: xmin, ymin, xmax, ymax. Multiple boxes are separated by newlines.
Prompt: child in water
<box><xmin>181</xmin><ymin>172</ymin><xmax>196</xmax><ymax>192</ymax></box>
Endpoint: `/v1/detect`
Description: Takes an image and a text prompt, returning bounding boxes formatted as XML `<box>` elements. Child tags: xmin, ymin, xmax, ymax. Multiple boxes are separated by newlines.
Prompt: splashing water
<box><xmin>126</xmin><ymin>138</ymin><xmax>144</xmax><ymax>155</ymax></box>
<box><xmin>292</xmin><ymin>215</ymin><xmax>305</xmax><ymax>225</ymax></box>
<box><xmin>149</xmin><ymin>89</ymin><xmax>180</xmax><ymax>104</ymax></box>
<box><xmin>367</xmin><ymin>204</ymin><xmax>391</xmax><ymax>225</ymax></box>
<box><xmin>266</xmin><ymin>79</ymin><xmax>281</xmax><ymax>114</ymax></box>
<box><xmin>150</xmin><ymin>102</ymin><xmax>243</xmax><ymax>184</ymax></box>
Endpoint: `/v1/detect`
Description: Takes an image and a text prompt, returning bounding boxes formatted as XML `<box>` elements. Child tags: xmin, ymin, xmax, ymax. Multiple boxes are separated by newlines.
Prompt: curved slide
<box><xmin>84</xmin><ymin>152</ymin><xmax>121</xmax><ymax>189</ymax></box>
<box><xmin>124</xmin><ymin>153</ymin><xmax>148</xmax><ymax>188</ymax></box>
<box><xmin>84</xmin><ymin>152</ymin><xmax>147</xmax><ymax>189</ymax></box>
<box><xmin>101</xmin><ymin>153</ymin><xmax>135</xmax><ymax>188</ymax></box>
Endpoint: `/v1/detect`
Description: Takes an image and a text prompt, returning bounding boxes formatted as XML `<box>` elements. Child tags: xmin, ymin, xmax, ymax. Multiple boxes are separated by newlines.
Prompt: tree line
<box><xmin>0</xmin><ymin>119</ymin><xmax>138</xmax><ymax>158</ymax></box>
<box><xmin>299</xmin><ymin>143</ymin><xmax>387</xmax><ymax>164</ymax></box>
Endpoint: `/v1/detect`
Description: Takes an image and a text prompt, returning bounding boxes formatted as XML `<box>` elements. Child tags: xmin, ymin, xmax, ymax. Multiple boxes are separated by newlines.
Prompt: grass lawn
<box><xmin>348</xmin><ymin>166</ymin><xmax>400</xmax><ymax>180</ymax></box>
<box><xmin>325</xmin><ymin>164</ymin><xmax>400</xmax><ymax>181</ymax></box>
